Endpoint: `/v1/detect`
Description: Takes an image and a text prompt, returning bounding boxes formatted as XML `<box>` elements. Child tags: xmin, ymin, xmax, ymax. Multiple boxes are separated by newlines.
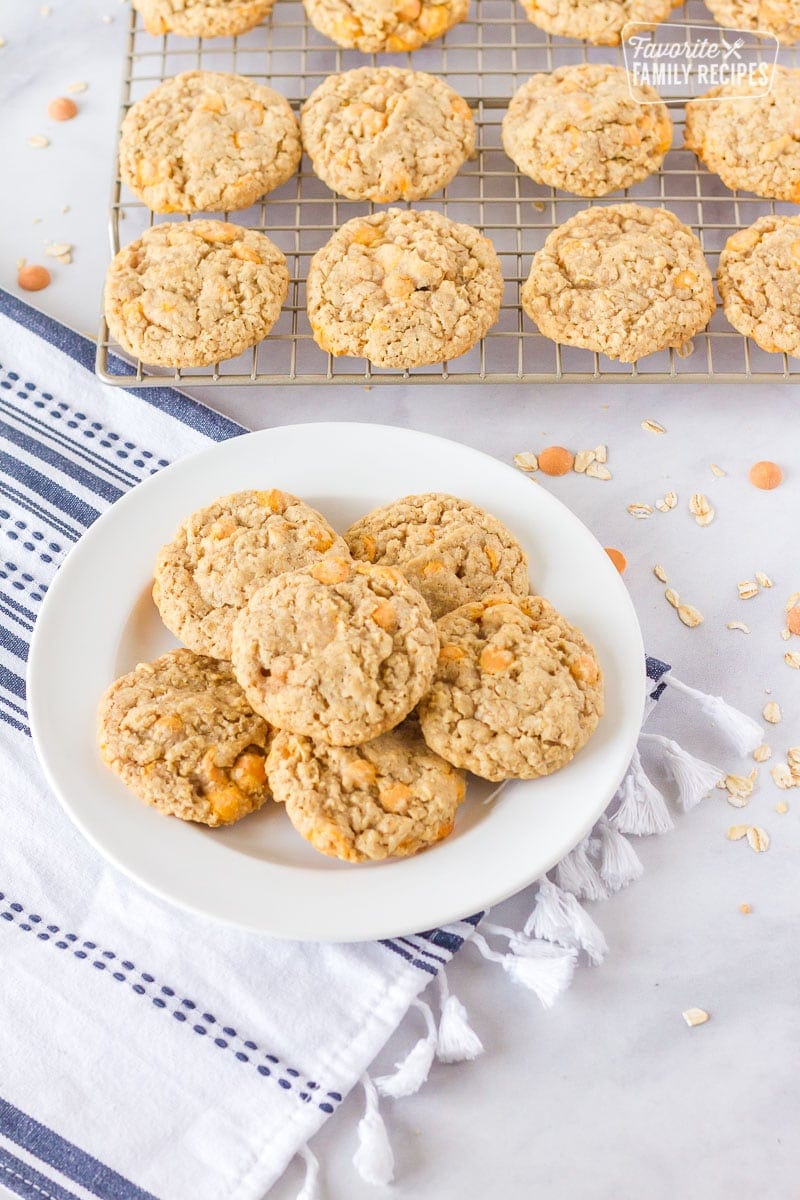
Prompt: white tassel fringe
<box><xmin>436</xmin><ymin>971</ymin><xmax>483</xmax><ymax>1063</ymax></box>
<box><xmin>554</xmin><ymin>837</ymin><xmax>608</xmax><ymax>901</ymax></box>
<box><xmin>353</xmin><ymin>1075</ymin><xmax>394</xmax><ymax>1187</ymax></box>
<box><xmin>595</xmin><ymin>816</ymin><xmax>644</xmax><ymax>892</ymax></box>
<box><xmin>472</xmin><ymin>928</ymin><xmax>577</xmax><ymax>1009</ymax></box>
<box><xmin>642</xmin><ymin>733</ymin><xmax>723</xmax><ymax>811</ymax></box>
<box><xmin>665</xmin><ymin>675</ymin><xmax>763</xmax><ymax>754</ymax></box>
<box><xmin>611</xmin><ymin>746</ymin><xmax>674</xmax><ymax>836</ymax></box>
<box><xmin>524</xmin><ymin>879</ymin><xmax>608</xmax><ymax>965</ymax></box>
<box><xmin>375</xmin><ymin>999</ymin><xmax>437</xmax><ymax>1099</ymax></box>
<box><xmin>296</xmin><ymin>1146</ymin><xmax>320</xmax><ymax>1200</ymax></box>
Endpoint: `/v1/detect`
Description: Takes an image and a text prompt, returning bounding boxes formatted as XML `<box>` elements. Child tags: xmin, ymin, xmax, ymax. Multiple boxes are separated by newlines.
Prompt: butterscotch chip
<box><xmin>345</xmin><ymin>493</ymin><xmax>529</xmax><ymax>620</ymax></box>
<box><xmin>705</xmin><ymin>0</ymin><xmax>800</xmax><ymax>45</ymax></box>
<box><xmin>502</xmin><ymin>64</ymin><xmax>672</xmax><ymax>197</ymax></box>
<box><xmin>231</xmin><ymin>559</ymin><xmax>439</xmax><ymax>746</ymax></box>
<box><xmin>302</xmin><ymin>0</ymin><xmax>467</xmax><ymax>51</ymax></box>
<box><xmin>418</xmin><ymin>593</ymin><xmax>604</xmax><ymax>781</ymax></box>
<box><xmin>97</xmin><ymin>649</ymin><xmax>271</xmax><ymax>827</ymax></box>
<box><xmin>517</xmin><ymin>0</ymin><xmax>672</xmax><ymax>45</ymax></box>
<box><xmin>104</xmin><ymin>220</ymin><xmax>288</xmax><ymax>368</ymax></box>
<box><xmin>267</xmin><ymin>720</ymin><xmax>466</xmax><ymax>862</ymax></box>
<box><xmin>301</xmin><ymin>67</ymin><xmax>474</xmax><ymax>203</ymax></box>
<box><xmin>119</xmin><ymin>72</ymin><xmax>300</xmax><ymax>214</ymax></box>
<box><xmin>521</xmin><ymin>204</ymin><xmax>715</xmax><ymax>362</ymax></box>
<box><xmin>133</xmin><ymin>0</ymin><xmax>274</xmax><ymax>37</ymax></box>
<box><xmin>306</xmin><ymin>208</ymin><xmax>502</xmax><ymax>369</ymax></box>
<box><xmin>685</xmin><ymin>68</ymin><xmax>800</xmax><ymax>202</ymax></box>
<box><xmin>718</xmin><ymin>215</ymin><xmax>800</xmax><ymax>357</ymax></box>
<box><xmin>153</xmin><ymin>489</ymin><xmax>348</xmax><ymax>659</ymax></box>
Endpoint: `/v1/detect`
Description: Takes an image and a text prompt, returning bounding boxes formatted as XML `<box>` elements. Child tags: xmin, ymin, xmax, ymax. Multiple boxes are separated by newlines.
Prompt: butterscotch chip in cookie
<box><xmin>521</xmin><ymin>204</ymin><xmax>715</xmax><ymax>363</ymax></box>
<box><xmin>97</xmin><ymin>649</ymin><xmax>272</xmax><ymax>827</ymax></box>
<box><xmin>153</xmin><ymin>489</ymin><xmax>348</xmax><ymax>659</ymax></box>
<box><xmin>302</xmin><ymin>0</ymin><xmax>467</xmax><ymax>51</ymax></box>
<box><xmin>705</xmin><ymin>0</ymin><xmax>800</xmax><ymax>45</ymax></box>
<box><xmin>133</xmin><ymin>0</ymin><xmax>275</xmax><ymax>37</ymax></box>
<box><xmin>231</xmin><ymin>558</ymin><xmax>439</xmax><ymax>745</ymax></box>
<box><xmin>418</xmin><ymin>594</ymin><xmax>604</xmax><ymax>781</ymax></box>
<box><xmin>104</xmin><ymin>219</ymin><xmax>288</xmax><ymax>368</ymax></box>
<box><xmin>718</xmin><ymin>214</ymin><xmax>800</xmax><ymax>356</ymax></box>
<box><xmin>267</xmin><ymin>720</ymin><xmax>466</xmax><ymax>862</ymax></box>
<box><xmin>517</xmin><ymin>0</ymin><xmax>672</xmax><ymax>45</ymax></box>
<box><xmin>300</xmin><ymin>67</ymin><xmax>474</xmax><ymax>203</ymax></box>
<box><xmin>307</xmin><ymin>208</ymin><xmax>503</xmax><ymax>369</ymax></box>
<box><xmin>685</xmin><ymin>68</ymin><xmax>800</xmax><ymax>202</ymax></box>
<box><xmin>345</xmin><ymin>493</ymin><xmax>529</xmax><ymax>620</ymax></box>
<box><xmin>120</xmin><ymin>72</ymin><xmax>301</xmax><ymax>214</ymax></box>
<box><xmin>502</xmin><ymin>64</ymin><xmax>672</xmax><ymax>197</ymax></box>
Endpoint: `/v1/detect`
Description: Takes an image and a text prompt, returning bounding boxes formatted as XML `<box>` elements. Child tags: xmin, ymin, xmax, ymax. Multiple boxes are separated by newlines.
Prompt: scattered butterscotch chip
<box><xmin>738</xmin><ymin>580</ymin><xmax>759</xmax><ymax>600</ymax></box>
<box><xmin>17</xmin><ymin>264</ymin><xmax>51</xmax><ymax>291</ymax></box>
<box><xmin>585</xmin><ymin>461</ymin><xmax>612</xmax><ymax>480</ymax></box>
<box><xmin>775</xmin><ymin>801</ymin><xmax>789</xmax><ymax>814</ymax></box>
<box><xmin>604</xmin><ymin>547</ymin><xmax>626</xmax><ymax>574</ymax></box>
<box><xmin>749</xmin><ymin>461</ymin><xmax>782</xmax><ymax>490</ymax></box>
<box><xmin>763</xmin><ymin>701</ymin><xmax>782</xmax><ymax>724</ymax></box>
<box><xmin>665</xmin><ymin>587</ymin><xmax>680</xmax><ymax>608</ymax></box>
<box><xmin>653</xmin><ymin>564</ymin><xmax>668</xmax><ymax>583</ymax></box>
<box><xmin>682</xmin><ymin>1007</ymin><xmax>709</xmax><ymax>1027</ymax></box>
<box><xmin>573</xmin><ymin>449</ymin><xmax>595</xmax><ymax>473</ymax></box>
<box><xmin>785</xmin><ymin>651</ymin><xmax>800</xmax><ymax>669</ymax></box>
<box><xmin>47</xmin><ymin>97</ymin><xmax>78</xmax><ymax>121</ymax></box>
<box><xmin>771</xmin><ymin>764</ymin><xmax>795</xmax><ymax>789</ymax></box>
<box><xmin>755</xmin><ymin>571</ymin><xmax>773</xmax><ymax>589</ymax></box>
<box><xmin>678</xmin><ymin>603</ymin><xmax>704</xmax><ymax>628</ymax></box>
<box><xmin>739</xmin><ymin>903</ymin><xmax>752</xmax><ymax>914</ymax></box>
<box><xmin>538</xmin><ymin>446</ymin><xmax>574</xmax><ymax>476</ymax></box>
<box><xmin>641</xmin><ymin>419</ymin><xmax>666</xmax><ymax>434</ymax></box>
<box><xmin>27</xmin><ymin>135</ymin><xmax>49</xmax><ymax>148</ymax></box>
<box><xmin>726</xmin><ymin>621</ymin><xmax>750</xmax><ymax>634</ymax></box>
<box><xmin>710</xmin><ymin>463</ymin><xmax>726</xmax><ymax>478</ymax></box>
<box><xmin>628</xmin><ymin>503</ymin><xmax>653</xmax><ymax>519</ymax></box>
<box><xmin>753</xmin><ymin>744</ymin><xmax>772</xmax><ymax>762</ymax></box>
<box><xmin>513</xmin><ymin>451</ymin><xmax>538</xmax><ymax>472</ymax></box>
<box><xmin>727</xmin><ymin>824</ymin><xmax>748</xmax><ymax>840</ymax></box>
<box><xmin>746</xmin><ymin>826</ymin><xmax>769</xmax><ymax>852</ymax></box>
<box><xmin>66</xmin><ymin>81</ymin><xmax>88</xmax><ymax>94</ymax></box>
<box><xmin>787</xmin><ymin>607</ymin><xmax>800</xmax><ymax>636</ymax></box>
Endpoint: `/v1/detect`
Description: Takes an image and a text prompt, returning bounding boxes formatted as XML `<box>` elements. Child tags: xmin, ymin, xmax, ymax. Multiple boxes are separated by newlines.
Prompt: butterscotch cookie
<box><xmin>517</xmin><ymin>0</ymin><xmax>672</xmax><ymax>45</ymax></box>
<box><xmin>153</xmin><ymin>489</ymin><xmax>348</xmax><ymax>659</ymax></box>
<box><xmin>300</xmin><ymin>67</ymin><xmax>474</xmax><ymax>202</ymax></box>
<box><xmin>97</xmin><ymin>649</ymin><xmax>272</xmax><ymax>826</ymax></box>
<box><xmin>418</xmin><ymin>594</ymin><xmax>604</xmax><ymax>782</ymax></box>
<box><xmin>231</xmin><ymin>557</ymin><xmax>439</xmax><ymax>745</ymax></box>
<box><xmin>718</xmin><ymin>214</ymin><xmax>800</xmax><ymax>356</ymax></box>
<box><xmin>302</xmin><ymin>0</ymin><xmax>467</xmax><ymax>51</ymax></box>
<box><xmin>345</xmin><ymin>493</ymin><xmax>529</xmax><ymax>620</ymax></box>
<box><xmin>119</xmin><ymin>72</ymin><xmax>301</xmax><ymax>214</ymax></box>
<box><xmin>133</xmin><ymin>0</ymin><xmax>274</xmax><ymax>37</ymax></box>
<box><xmin>705</xmin><ymin>0</ymin><xmax>800</xmax><ymax>45</ymax></box>
<box><xmin>307</xmin><ymin>209</ymin><xmax>503</xmax><ymax>369</ymax></box>
<box><xmin>521</xmin><ymin>204</ymin><xmax>715</xmax><ymax>362</ymax></box>
<box><xmin>685</xmin><ymin>68</ymin><xmax>800</xmax><ymax>202</ymax></box>
<box><xmin>502</xmin><ymin>64</ymin><xmax>672</xmax><ymax>197</ymax></box>
<box><xmin>104</xmin><ymin>220</ymin><xmax>288</xmax><ymax>368</ymax></box>
<box><xmin>267</xmin><ymin>720</ymin><xmax>466</xmax><ymax>862</ymax></box>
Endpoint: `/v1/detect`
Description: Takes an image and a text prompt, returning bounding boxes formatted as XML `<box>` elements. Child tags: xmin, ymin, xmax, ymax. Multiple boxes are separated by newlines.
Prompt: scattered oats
<box><xmin>44</xmin><ymin>242</ymin><xmax>73</xmax><ymax>265</ymax></box>
<box><xmin>784</xmin><ymin>651</ymin><xmax>800</xmax><ymax>669</ymax></box>
<box><xmin>32</xmin><ymin>217</ymin><xmax>42</xmax><ymax>224</ymax></box>
<box><xmin>710</xmin><ymin>463</ymin><xmax>726</xmax><ymax>478</ymax></box>
<box><xmin>655</xmin><ymin>499</ymin><xmax>670</xmax><ymax>512</ymax></box>
<box><xmin>689</xmin><ymin>492</ymin><xmax>711</xmax><ymax>517</ymax></box>
<box><xmin>573</xmin><ymin>449</ymin><xmax>595</xmax><ymax>474</ymax></box>
<box><xmin>746</xmin><ymin>826</ymin><xmax>769</xmax><ymax>852</ymax></box>
<box><xmin>16</xmin><ymin>257</ymin><xmax>25</xmax><ymax>271</ymax></box>
<box><xmin>0</xmin><ymin>36</ymin><xmax>6</xmax><ymax>48</ymax></box>
<box><xmin>641</xmin><ymin>419</ymin><xmax>666</xmax><ymax>434</ymax></box>
<box><xmin>726</xmin><ymin>621</ymin><xmax>750</xmax><ymax>634</ymax></box>
<box><xmin>786</xmin><ymin>592</ymin><xmax>800</xmax><ymax>613</ymax></box>
<box><xmin>787</xmin><ymin>747</ymin><xmax>800</xmax><ymax>771</ymax></box>
<box><xmin>775</xmin><ymin>801</ymin><xmax>789</xmax><ymax>814</ymax></box>
<box><xmin>662</xmin><ymin>491</ymin><xmax>678</xmax><ymax>510</ymax></box>
<box><xmin>727</xmin><ymin>824</ymin><xmax>749</xmax><ymax>840</ymax></box>
<box><xmin>716</xmin><ymin>778</ymin><xmax>729</xmax><ymax>790</ymax></box>
<box><xmin>682</xmin><ymin>1007</ymin><xmax>709</xmax><ymax>1027</ymax></box>
<box><xmin>738</xmin><ymin>580</ymin><xmax>759</xmax><ymax>600</ymax></box>
<box><xmin>763</xmin><ymin>701</ymin><xmax>781</xmax><ymax>724</ymax></box>
<box><xmin>513</xmin><ymin>451</ymin><xmax>538</xmax><ymax>472</ymax></box>
<box><xmin>739</xmin><ymin>903</ymin><xmax>751</xmax><ymax>914</ymax></box>
<box><xmin>594</xmin><ymin>444</ymin><xmax>607</xmax><ymax>464</ymax></box>
<box><xmin>781</xmin><ymin>629</ymin><xmax>791</xmax><ymax>641</ymax></box>
<box><xmin>61</xmin><ymin>204</ymin><xmax>70</xmax><ymax>214</ymax></box>
<box><xmin>753</xmin><ymin>744</ymin><xmax>772</xmax><ymax>763</ymax></box>
<box><xmin>755</xmin><ymin>571</ymin><xmax>773</xmax><ymax>588</ymax></box>
<box><xmin>770</xmin><ymin>763</ymin><xmax>794</xmax><ymax>789</ymax></box>
<box><xmin>27</xmin><ymin>135</ymin><xmax>49</xmax><ymax>149</ymax></box>
<box><xmin>100</xmin><ymin>13</ymin><xmax>114</xmax><ymax>22</ymax></box>
<box><xmin>585</xmin><ymin>461</ymin><xmax>612</xmax><ymax>480</ymax></box>
<box><xmin>676</xmin><ymin>339</ymin><xmax>694</xmax><ymax>359</ymax></box>
<box><xmin>665</xmin><ymin>587</ymin><xmax>680</xmax><ymax>608</ymax></box>
<box><xmin>66</xmin><ymin>81</ymin><xmax>89</xmax><ymax>94</ymax></box>
<box><xmin>628</xmin><ymin>502</ymin><xmax>653</xmax><ymax>519</ymax></box>
<box><xmin>725</xmin><ymin>771</ymin><xmax>756</xmax><ymax>805</ymax></box>
<box><xmin>653</xmin><ymin>563</ymin><xmax>668</xmax><ymax>583</ymax></box>
<box><xmin>678</xmin><ymin>603</ymin><xmax>704</xmax><ymax>628</ymax></box>
<box><xmin>695</xmin><ymin>509</ymin><xmax>716</xmax><ymax>527</ymax></box>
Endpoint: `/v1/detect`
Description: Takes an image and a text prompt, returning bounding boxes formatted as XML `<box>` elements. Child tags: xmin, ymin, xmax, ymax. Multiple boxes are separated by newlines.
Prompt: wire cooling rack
<box><xmin>96</xmin><ymin>0</ymin><xmax>800</xmax><ymax>386</ymax></box>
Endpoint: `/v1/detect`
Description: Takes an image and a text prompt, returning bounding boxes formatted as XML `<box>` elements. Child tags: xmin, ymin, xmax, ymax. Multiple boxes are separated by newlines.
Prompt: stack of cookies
<box><xmin>98</xmin><ymin>489</ymin><xmax>604</xmax><ymax>864</ymax></box>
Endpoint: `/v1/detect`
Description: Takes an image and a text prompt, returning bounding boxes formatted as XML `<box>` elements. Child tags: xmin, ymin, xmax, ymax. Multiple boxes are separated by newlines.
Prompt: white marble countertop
<box><xmin>1</xmin><ymin>3</ymin><xmax>798</xmax><ymax>1198</ymax></box>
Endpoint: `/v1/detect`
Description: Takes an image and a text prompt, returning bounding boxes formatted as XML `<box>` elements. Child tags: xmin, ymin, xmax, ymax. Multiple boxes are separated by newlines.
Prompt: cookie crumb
<box><xmin>739</xmin><ymin>903</ymin><xmax>751</xmax><ymax>914</ymax></box>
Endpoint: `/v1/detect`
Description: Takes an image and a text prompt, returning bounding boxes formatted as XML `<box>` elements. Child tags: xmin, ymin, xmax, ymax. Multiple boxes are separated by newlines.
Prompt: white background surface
<box><xmin>1</xmin><ymin>3</ymin><xmax>798</xmax><ymax>1198</ymax></box>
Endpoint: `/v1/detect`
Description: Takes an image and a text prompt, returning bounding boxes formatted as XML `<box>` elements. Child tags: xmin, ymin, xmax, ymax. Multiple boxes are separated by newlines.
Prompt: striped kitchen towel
<box><xmin>0</xmin><ymin>289</ymin><xmax>762</xmax><ymax>1200</ymax></box>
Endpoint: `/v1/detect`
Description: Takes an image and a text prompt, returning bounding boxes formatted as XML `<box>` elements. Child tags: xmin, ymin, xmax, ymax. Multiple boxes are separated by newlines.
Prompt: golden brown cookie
<box><xmin>517</xmin><ymin>0</ymin><xmax>672</xmax><ymax>45</ymax></box>
<box><xmin>718</xmin><ymin>214</ymin><xmax>800</xmax><ymax>356</ymax></box>
<box><xmin>302</xmin><ymin>0</ymin><xmax>468</xmax><ymax>51</ymax></box>
<box><xmin>705</xmin><ymin>0</ymin><xmax>800</xmax><ymax>45</ymax></box>
<box><xmin>133</xmin><ymin>0</ymin><xmax>275</xmax><ymax>37</ymax></box>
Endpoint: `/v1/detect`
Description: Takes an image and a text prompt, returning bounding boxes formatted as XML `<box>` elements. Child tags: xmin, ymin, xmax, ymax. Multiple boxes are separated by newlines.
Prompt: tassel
<box><xmin>524</xmin><ymin>879</ymin><xmax>608</xmax><ymax>965</ymax></box>
<box><xmin>375</xmin><ymin>999</ymin><xmax>437</xmax><ymax>1099</ymax></box>
<box><xmin>665</xmin><ymin>675</ymin><xmax>763</xmax><ymax>754</ymax></box>
<box><xmin>296</xmin><ymin>1146</ymin><xmax>320</xmax><ymax>1200</ymax></box>
<box><xmin>436</xmin><ymin>971</ymin><xmax>483</xmax><ymax>1063</ymax></box>
<box><xmin>553</xmin><ymin>836</ymin><xmax>608</xmax><ymax>901</ymax></box>
<box><xmin>353</xmin><ymin>1075</ymin><xmax>394</xmax><ymax>1187</ymax></box>
<box><xmin>595</xmin><ymin>816</ymin><xmax>644</xmax><ymax>892</ymax></box>
<box><xmin>611</xmin><ymin>746</ymin><xmax>674</xmax><ymax>835</ymax></box>
<box><xmin>642</xmin><ymin>733</ymin><xmax>723</xmax><ymax>812</ymax></box>
<box><xmin>471</xmin><ymin>930</ymin><xmax>576</xmax><ymax>1009</ymax></box>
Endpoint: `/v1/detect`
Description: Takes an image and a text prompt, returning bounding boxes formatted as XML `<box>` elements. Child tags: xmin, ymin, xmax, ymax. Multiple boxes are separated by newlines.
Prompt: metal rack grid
<box><xmin>96</xmin><ymin>0</ymin><xmax>800</xmax><ymax>386</ymax></box>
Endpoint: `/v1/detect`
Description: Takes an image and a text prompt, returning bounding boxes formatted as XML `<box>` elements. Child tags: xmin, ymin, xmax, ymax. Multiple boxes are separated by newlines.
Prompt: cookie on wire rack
<box><xmin>133</xmin><ymin>0</ymin><xmax>275</xmax><ymax>37</ymax></box>
<box><xmin>516</xmin><ymin>0</ymin><xmax>672</xmax><ymax>47</ymax></box>
<box><xmin>718</xmin><ymin>214</ymin><xmax>800</xmax><ymax>357</ymax></box>
<box><xmin>705</xmin><ymin>0</ymin><xmax>800</xmax><ymax>45</ymax></box>
<box><xmin>301</xmin><ymin>0</ymin><xmax>468</xmax><ymax>51</ymax></box>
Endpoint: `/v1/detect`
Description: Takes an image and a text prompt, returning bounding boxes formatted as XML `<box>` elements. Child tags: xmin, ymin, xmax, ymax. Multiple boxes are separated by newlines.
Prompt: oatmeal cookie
<box><xmin>119</xmin><ymin>72</ymin><xmax>301</xmax><ymax>214</ymax></box>
<box><xmin>302</xmin><ymin>0</ymin><xmax>467</xmax><ymax>51</ymax></box>
<box><xmin>517</xmin><ymin>0</ymin><xmax>672</xmax><ymax>45</ymax></box>
<box><xmin>705</xmin><ymin>0</ymin><xmax>800</xmax><ymax>45</ymax></box>
<box><xmin>267</xmin><ymin>720</ymin><xmax>466</xmax><ymax>861</ymax></box>
<box><xmin>133</xmin><ymin>0</ymin><xmax>275</xmax><ymax>37</ymax></box>
<box><xmin>97</xmin><ymin>649</ymin><xmax>272</xmax><ymax>826</ymax></box>
<box><xmin>153</xmin><ymin>489</ymin><xmax>348</xmax><ymax>659</ymax></box>
<box><xmin>345</xmin><ymin>493</ymin><xmax>529</xmax><ymax>619</ymax></box>
<box><xmin>231</xmin><ymin>557</ymin><xmax>439</xmax><ymax>745</ymax></box>
<box><xmin>104</xmin><ymin>219</ymin><xmax>289</xmax><ymax>368</ymax></box>
<box><xmin>300</xmin><ymin>67</ymin><xmax>474</xmax><ymax>202</ymax></box>
<box><xmin>718</xmin><ymin>214</ymin><xmax>800</xmax><ymax>356</ymax></box>
<box><xmin>418</xmin><ymin>594</ymin><xmax>604</xmax><ymax>781</ymax></box>
<box><xmin>307</xmin><ymin>208</ymin><xmax>503</xmax><ymax>369</ymax></box>
<box><xmin>521</xmin><ymin>203</ymin><xmax>715</xmax><ymax>362</ymax></box>
<box><xmin>502</xmin><ymin>64</ymin><xmax>672</xmax><ymax>197</ymax></box>
<box><xmin>684</xmin><ymin>67</ymin><xmax>800</xmax><ymax>202</ymax></box>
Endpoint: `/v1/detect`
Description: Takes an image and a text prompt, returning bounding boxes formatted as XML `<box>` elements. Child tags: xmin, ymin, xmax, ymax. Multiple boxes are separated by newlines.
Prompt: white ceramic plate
<box><xmin>28</xmin><ymin>423</ymin><xmax>645</xmax><ymax>942</ymax></box>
